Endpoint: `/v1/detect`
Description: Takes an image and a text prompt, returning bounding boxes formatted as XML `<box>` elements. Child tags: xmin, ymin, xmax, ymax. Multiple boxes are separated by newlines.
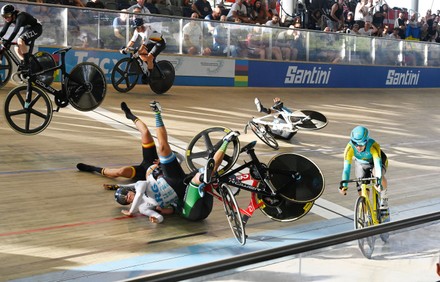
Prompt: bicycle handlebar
<box><xmin>340</xmin><ymin>177</ymin><xmax>377</xmax><ymax>186</ymax></box>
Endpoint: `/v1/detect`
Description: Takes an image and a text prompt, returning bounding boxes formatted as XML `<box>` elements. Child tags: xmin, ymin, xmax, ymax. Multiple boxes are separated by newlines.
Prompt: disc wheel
<box><xmin>220</xmin><ymin>184</ymin><xmax>246</xmax><ymax>245</ymax></box>
<box><xmin>185</xmin><ymin>127</ymin><xmax>240</xmax><ymax>176</ymax></box>
<box><xmin>66</xmin><ymin>62</ymin><xmax>107</xmax><ymax>112</ymax></box>
<box><xmin>0</xmin><ymin>52</ymin><xmax>12</xmax><ymax>88</ymax></box>
<box><xmin>111</xmin><ymin>57</ymin><xmax>140</xmax><ymax>93</ymax></box>
<box><xmin>267</xmin><ymin>153</ymin><xmax>325</xmax><ymax>203</ymax></box>
<box><xmin>354</xmin><ymin>196</ymin><xmax>375</xmax><ymax>259</ymax></box>
<box><xmin>247</xmin><ymin>120</ymin><xmax>278</xmax><ymax>150</ymax></box>
<box><xmin>150</xmin><ymin>60</ymin><xmax>175</xmax><ymax>94</ymax></box>
<box><xmin>4</xmin><ymin>85</ymin><xmax>53</xmax><ymax>135</ymax></box>
<box><xmin>291</xmin><ymin>110</ymin><xmax>328</xmax><ymax>130</ymax></box>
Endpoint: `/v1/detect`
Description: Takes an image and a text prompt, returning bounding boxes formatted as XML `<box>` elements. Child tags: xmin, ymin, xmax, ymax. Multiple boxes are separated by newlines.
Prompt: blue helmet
<box><xmin>350</xmin><ymin>126</ymin><xmax>369</xmax><ymax>146</ymax></box>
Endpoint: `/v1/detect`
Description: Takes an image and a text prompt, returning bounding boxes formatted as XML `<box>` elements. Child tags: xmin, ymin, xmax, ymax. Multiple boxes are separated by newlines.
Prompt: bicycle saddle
<box><xmin>53</xmin><ymin>47</ymin><xmax>72</xmax><ymax>55</ymax></box>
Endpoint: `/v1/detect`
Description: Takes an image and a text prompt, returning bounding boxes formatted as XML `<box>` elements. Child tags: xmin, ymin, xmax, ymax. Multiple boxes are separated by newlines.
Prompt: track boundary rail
<box><xmin>121</xmin><ymin>211</ymin><xmax>440</xmax><ymax>282</ymax></box>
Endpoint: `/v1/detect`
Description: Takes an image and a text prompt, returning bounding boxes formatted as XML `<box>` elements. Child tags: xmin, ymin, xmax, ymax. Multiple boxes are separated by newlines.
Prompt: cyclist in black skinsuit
<box><xmin>0</xmin><ymin>4</ymin><xmax>43</xmax><ymax>73</ymax></box>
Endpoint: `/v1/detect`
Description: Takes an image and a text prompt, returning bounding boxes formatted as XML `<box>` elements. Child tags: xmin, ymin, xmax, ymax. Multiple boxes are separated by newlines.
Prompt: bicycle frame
<box><xmin>206</xmin><ymin>172</ymin><xmax>263</xmax><ymax>223</ymax></box>
<box><xmin>251</xmin><ymin>109</ymin><xmax>311</xmax><ymax>133</ymax></box>
<box><xmin>359</xmin><ymin>178</ymin><xmax>381</xmax><ymax>225</ymax></box>
<box><xmin>25</xmin><ymin>48</ymin><xmax>70</xmax><ymax>107</ymax></box>
<box><xmin>0</xmin><ymin>45</ymin><xmax>21</xmax><ymax>66</ymax></box>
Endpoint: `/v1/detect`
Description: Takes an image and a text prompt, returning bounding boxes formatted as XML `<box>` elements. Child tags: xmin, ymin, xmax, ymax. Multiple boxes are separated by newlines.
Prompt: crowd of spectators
<box><xmin>15</xmin><ymin>0</ymin><xmax>440</xmax><ymax>62</ymax></box>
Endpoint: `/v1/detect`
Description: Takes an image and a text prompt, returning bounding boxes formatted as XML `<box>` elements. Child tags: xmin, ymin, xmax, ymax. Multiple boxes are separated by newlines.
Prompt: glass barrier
<box><xmin>3</xmin><ymin>1</ymin><xmax>440</xmax><ymax>68</ymax></box>
<box><xmin>206</xmin><ymin>220</ymin><xmax>440</xmax><ymax>281</ymax></box>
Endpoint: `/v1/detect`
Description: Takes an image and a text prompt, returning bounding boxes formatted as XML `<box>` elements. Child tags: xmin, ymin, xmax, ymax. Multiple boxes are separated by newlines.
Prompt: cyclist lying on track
<box><xmin>339</xmin><ymin>126</ymin><xmax>389</xmax><ymax>210</ymax></box>
<box><xmin>120</xmin><ymin>17</ymin><xmax>166</xmax><ymax>82</ymax></box>
<box><xmin>0</xmin><ymin>4</ymin><xmax>42</xmax><ymax>74</ymax></box>
<box><xmin>78</xmin><ymin>101</ymin><xmax>238</xmax><ymax>222</ymax></box>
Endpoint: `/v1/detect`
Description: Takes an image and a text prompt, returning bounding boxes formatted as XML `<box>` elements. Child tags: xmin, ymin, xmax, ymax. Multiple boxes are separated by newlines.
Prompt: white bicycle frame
<box><xmin>251</xmin><ymin>109</ymin><xmax>312</xmax><ymax>133</ymax></box>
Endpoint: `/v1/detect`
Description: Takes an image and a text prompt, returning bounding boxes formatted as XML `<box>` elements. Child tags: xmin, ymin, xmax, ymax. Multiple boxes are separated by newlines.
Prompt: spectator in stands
<box><xmin>372</xmin><ymin>3</ymin><xmax>388</xmax><ymax>30</ymax></box>
<box><xmin>275</xmin><ymin>25</ymin><xmax>300</xmax><ymax>61</ymax></box>
<box><xmin>128</xmin><ymin>0</ymin><xmax>151</xmax><ymax>16</ymax></box>
<box><xmin>358</xmin><ymin>20</ymin><xmax>378</xmax><ymax>36</ymax></box>
<box><xmin>212</xmin><ymin>15</ymin><xmax>239</xmax><ymax>57</ymax></box>
<box><xmin>345</xmin><ymin>11</ymin><xmax>355</xmax><ymax>29</ymax></box>
<box><xmin>69</xmin><ymin>25</ymin><xmax>103</xmax><ymax>48</ymax></box>
<box><xmin>192</xmin><ymin>0</ymin><xmax>212</xmax><ymax>19</ymax></box>
<box><xmin>226</xmin><ymin>0</ymin><xmax>252</xmax><ymax>23</ymax></box>
<box><xmin>348</xmin><ymin>23</ymin><xmax>360</xmax><ymax>35</ymax></box>
<box><xmin>354</xmin><ymin>0</ymin><xmax>369</xmax><ymax>28</ymax></box>
<box><xmin>267</xmin><ymin>0</ymin><xmax>278</xmax><ymax>21</ymax></box>
<box><xmin>183</xmin><ymin>13</ymin><xmax>210</xmax><ymax>55</ymax></box>
<box><xmin>85</xmin><ymin>0</ymin><xmax>105</xmax><ymax>9</ymax></box>
<box><xmin>328</xmin><ymin>0</ymin><xmax>344</xmax><ymax>32</ymax></box>
<box><xmin>388</xmin><ymin>27</ymin><xmax>401</xmax><ymax>39</ymax></box>
<box><xmin>249</xmin><ymin>0</ymin><xmax>267</xmax><ymax>25</ymax></box>
<box><xmin>113</xmin><ymin>9</ymin><xmax>129</xmax><ymax>48</ymax></box>
<box><xmin>265</xmin><ymin>13</ymin><xmax>280</xmax><ymax>27</ymax></box>
<box><xmin>394</xmin><ymin>11</ymin><xmax>406</xmax><ymax>39</ymax></box>
<box><xmin>204</xmin><ymin>6</ymin><xmax>221</xmax><ymax>34</ymax></box>
<box><xmin>245</xmin><ymin>24</ymin><xmax>266</xmax><ymax>59</ymax></box>
<box><xmin>145</xmin><ymin>0</ymin><xmax>160</xmax><ymax>14</ymax></box>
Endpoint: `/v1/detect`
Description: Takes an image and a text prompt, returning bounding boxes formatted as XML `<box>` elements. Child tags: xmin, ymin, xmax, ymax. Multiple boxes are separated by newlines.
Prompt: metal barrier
<box><xmin>122</xmin><ymin>211</ymin><xmax>440</xmax><ymax>281</ymax></box>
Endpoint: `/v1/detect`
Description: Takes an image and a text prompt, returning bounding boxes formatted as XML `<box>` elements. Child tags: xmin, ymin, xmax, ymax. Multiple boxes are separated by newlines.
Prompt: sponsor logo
<box><xmin>386</xmin><ymin>70</ymin><xmax>420</xmax><ymax>85</ymax></box>
<box><xmin>201</xmin><ymin>60</ymin><xmax>224</xmax><ymax>74</ymax></box>
<box><xmin>285</xmin><ymin>66</ymin><xmax>331</xmax><ymax>85</ymax></box>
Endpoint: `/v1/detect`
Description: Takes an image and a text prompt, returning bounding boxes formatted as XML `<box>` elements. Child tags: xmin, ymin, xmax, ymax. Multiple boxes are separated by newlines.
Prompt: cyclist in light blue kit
<box><xmin>339</xmin><ymin>126</ymin><xmax>389</xmax><ymax>212</ymax></box>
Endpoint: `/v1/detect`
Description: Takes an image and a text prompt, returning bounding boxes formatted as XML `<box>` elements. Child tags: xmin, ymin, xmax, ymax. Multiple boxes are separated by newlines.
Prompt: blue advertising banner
<box><xmin>38</xmin><ymin>47</ymin><xmax>440</xmax><ymax>88</ymax></box>
<box><xmin>247</xmin><ymin>61</ymin><xmax>439</xmax><ymax>88</ymax></box>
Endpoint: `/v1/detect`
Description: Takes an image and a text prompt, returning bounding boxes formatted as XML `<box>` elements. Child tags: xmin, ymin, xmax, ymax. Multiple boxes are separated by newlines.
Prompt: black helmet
<box><xmin>114</xmin><ymin>187</ymin><xmax>135</xmax><ymax>205</ymax></box>
<box><xmin>1</xmin><ymin>5</ymin><xmax>15</xmax><ymax>18</ymax></box>
<box><xmin>132</xmin><ymin>17</ymin><xmax>144</xmax><ymax>27</ymax></box>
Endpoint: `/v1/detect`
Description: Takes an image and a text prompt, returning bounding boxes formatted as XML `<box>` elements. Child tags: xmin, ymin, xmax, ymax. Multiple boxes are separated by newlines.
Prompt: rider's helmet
<box><xmin>132</xmin><ymin>17</ymin><xmax>144</xmax><ymax>28</ymax></box>
<box><xmin>350</xmin><ymin>125</ymin><xmax>369</xmax><ymax>146</ymax></box>
<box><xmin>114</xmin><ymin>187</ymin><xmax>135</xmax><ymax>205</ymax></box>
<box><xmin>1</xmin><ymin>4</ymin><xmax>16</xmax><ymax>18</ymax></box>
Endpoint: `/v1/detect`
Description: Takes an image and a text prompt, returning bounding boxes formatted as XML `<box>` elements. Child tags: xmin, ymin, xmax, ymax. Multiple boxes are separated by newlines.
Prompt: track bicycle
<box><xmin>0</xmin><ymin>41</ymin><xmax>56</xmax><ymax>88</ymax></box>
<box><xmin>245</xmin><ymin>99</ymin><xmax>328</xmax><ymax>150</ymax></box>
<box><xmin>3</xmin><ymin>47</ymin><xmax>107</xmax><ymax>135</ymax></box>
<box><xmin>340</xmin><ymin>177</ymin><xmax>390</xmax><ymax>259</ymax></box>
<box><xmin>186</xmin><ymin>127</ymin><xmax>325</xmax><ymax>245</ymax></box>
<box><xmin>111</xmin><ymin>47</ymin><xmax>175</xmax><ymax>94</ymax></box>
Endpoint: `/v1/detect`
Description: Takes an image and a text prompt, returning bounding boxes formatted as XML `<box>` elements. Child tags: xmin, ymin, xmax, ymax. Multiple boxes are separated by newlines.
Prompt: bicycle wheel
<box><xmin>246</xmin><ymin>120</ymin><xmax>278</xmax><ymax>150</ymax></box>
<box><xmin>4</xmin><ymin>85</ymin><xmax>53</xmax><ymax>135</ymax></box>
<box><xmin>185</xmin><ymin>127</ymin><xmax>240</xmax><ymax>175</ymax></box>
<box><xmin>291</xmin><ymin>110</ymin><xmax>328</xmax><ymax>130</ymax></box>
<box><xmin>220</xmin><ymin>184</ymin><xmax>246</xmax><ymax>245</ymax></box>
<box><xmin>150</xmin><ymin>60</ymin><xmax>175</xmax><ymax>94</ymax></box>
<box><xmin>66</xmin><ymin>62</ymin><xmax>107</xmax><ymax>112</ymax></box>
<box><xmin>0</xmin><ymin>51</ymin><xmax>12</xmax><ymax>88</ymax></box>
<box><xmin>257</xmin><ymin>193</ymin><xmax>314</xmax><ymax>222</ymax></box>
<box><xmin>30</xmin><ymin>51</ymin><xmax>56</xmax><ymax>86</ymax></box>
<box><xmin>111</xmin><ymin>57</ymin><xmax>140</xmax><ymax>93</ymax></box>
<box><xmin>267</xmin><ymin>153</ymin><xmax>325</xmax><ymax>203</ymax></box>
<box><xmin>354</xmin><ymin>196</ymin><xmax>375</xmax><ymax>259</ymax></box>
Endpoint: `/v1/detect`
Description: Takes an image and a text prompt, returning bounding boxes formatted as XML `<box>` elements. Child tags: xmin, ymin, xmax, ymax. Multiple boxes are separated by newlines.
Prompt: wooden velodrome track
<box><xmin>1</xmin><ymin>82</ymin><xmax>439</xmax><ymax>281</ymax></box>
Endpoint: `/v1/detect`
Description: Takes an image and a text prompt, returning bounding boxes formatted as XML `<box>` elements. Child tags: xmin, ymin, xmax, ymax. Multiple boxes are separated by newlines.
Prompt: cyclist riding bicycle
<box><xmin>339</xmin><ymin>125</ymin><xmax>389</xmax><ymax>210</ymax></box>
<box><xmin>0</xmin><ymin>4</ymin><xmax>43</xmax><ymax>74</ymax></box>
<box><xmin>120</xmin><ymin>17</ymin><xmax>166</xmax><ymax>82</ymax></box>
